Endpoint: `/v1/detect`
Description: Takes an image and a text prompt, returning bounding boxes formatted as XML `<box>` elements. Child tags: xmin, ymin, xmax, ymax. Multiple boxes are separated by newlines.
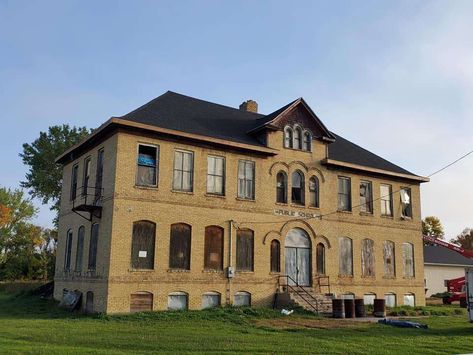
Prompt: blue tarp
<box><xmin>378</xmin><ymin>318</ymin><xmax>428</xmax><ymax>329</ymax></box>
<box><xmin>138</xmin><ymin>154</ymin><xmax>156</xmax><ymax>167</ymax></box>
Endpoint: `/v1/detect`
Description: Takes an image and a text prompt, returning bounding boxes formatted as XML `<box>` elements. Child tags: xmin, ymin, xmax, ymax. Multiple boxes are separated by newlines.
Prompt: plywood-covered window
<box><xmin>385</xmin><ymin>293</ymin><xmax>396</xmax><ymax>307</ymax></box>
<box><xmin>402</xmin><ymin>242</ymin><xmax>415</xmax><ymax>278</ymax></box>
<box><xmin>270</xmin><ymin>239</ymin><xmax>280</xmax><ymax>272</ymax></box>
<box><xmin>204</xmin><ymin>226</ymin><xmax>223</xmax><ymax>270</ymax></box>
<box><xmin>207</xmin><ymin>156</ymin><xmax>225</xmax><ymax>195</ymax></box>
<box><xmin>400</xmin><ymin>188</ymin><xmax>412</xmax><ymax>218</ymax></box>
<box><xmin>380</xmin><ymin>184</ymin><xmax>393</xmax><ymax>216</ymax></box>
<box><xmin>169</xmin><ymin>223</ymin><xmax>191</xmax><ymax>270</ymax></box>
<box><xmin>359</xmin><ymin>181</ymin><xmax>373</xmax><ymax>213</ymax></box>
<box><xmin>309</xmin><ymin>176</ymin><xmax>319</xmax><ymax>208</ymax></box>
<box><xmin>291</xmin><ymin>170</ymin><xmax>305</xmax><ymax>205</ymax></box>
<box><xmin>75</xmin><ymin>226</ymin><xmax>85</xmax><ymax>272</ymax></box>
<box><xmin>70</xmin><ymin>164</ymin><xmax>78</xmax><ymax>200</ymax></box>
<box><xmin>237</xmin><ymin>160</ymin><xmax>255</xmax><ymax>200</ymax></box>
<box><xmin>337</xmin><ymin>176</ymin><xmax>351</xmax><ymax>211</ymax></box>
<box><xmin>82</xmin><ymin>157</ymin><xmax>91</xmax><ymax>196</ymax></box>
<box><xmin>64</xmin><ymin>229</ymin><xmax>73</xmax><ymax>271</ymax></box>
<box><xmin>276</xmin><ymin>171</ymin><xmax>287</xmax><ymax>203</ymax></box>
<box><xmin>130</xmin><ymin>291</ymin><xmax>153</xmax><ymax>313</ymax></box>
<box><xmin>404</xmin><ymin>293</ymin><xmax>415</xmax><ymax>307</ymax></box>
<box><xmin>316</xmin><ymin>243</ymin><xmax>325</xmax><ymax>275</ymax></box>
<box><xmin>303</xmin><ymin>131</ymin><xmax>312</xmax><ymax>151</ymax></box>
<box><xmin>236</xmin><ymin>229</ymin><xmax>254</xmax><ymax>271</ymax></box>
<box><xmin>136</xmin><ymin>145</ymin><xmax>158</xmax><ymax>187</ymax></box>
<box><xmin>202</xmin><ymin>292</ymin><xmax>220</xmax><ymax>309</ymax></box>
<box><xmin>88</xmin><ymin>223</ymin><xmax>99</xmax><ymax>271</ymax></box>
<box><xmin>339</xmin><ymin>237</ymin><xmax>353</xmax><ymax>276</ymax></box>
<box><xmin>361</xmin><ymin>238</ymin><xmax>375</xmax><ymax>277</ymax></box>
<box><xmin>131</xmin><ymin>221</ymin><xmax>156</xmax><ymax>270</ymax></box>
<box><xmin>284</xmin><ymin>127</ymin><xmax>293</xmax><ymax>148</ymax></box>
<box><xmin>383</xmin><ymin>240</ymin><xmax>395</xmax><ymax>277</ymax></box>
<box><xmin>168</xmin><ymin>292</ymin><xmax>188</xmax><ymax>310</ymax></box>
<box><xmin>234</xmin><ymin>291</ymin><xmax>251</xmax><ymax>306</ymax></box>
<box><xmin>173</xmin><ymin>150</ymin><xmax>194</xmax><ymax>192</ymax></box>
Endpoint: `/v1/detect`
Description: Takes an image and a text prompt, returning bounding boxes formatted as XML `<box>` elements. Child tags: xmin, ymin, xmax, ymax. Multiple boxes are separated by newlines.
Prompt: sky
<box><xmin>0</xmin><ymin>0</ymin><xmax>472</xmax><ymax>239</ymax></box>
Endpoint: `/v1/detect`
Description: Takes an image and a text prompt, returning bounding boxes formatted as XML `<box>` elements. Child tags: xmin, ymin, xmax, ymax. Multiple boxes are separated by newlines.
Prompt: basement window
<box><xmin>234</xmin><ymin>291</ymin><xmax>251</xmax><ymax>306</ymax></box>
<box><xmin>136</xmin><ymin>144</ymin><xmax>158</xmax><ymax>187</ymax></box>
<box><xmin>404</xmin><ymin>293</ymin><xmax>415</xmax><ymax>307</ymax></box>
<box><xmin>400</xmin><ymin>188</ymin><xmax>412</xmax><ymax>218</ymax></box>
<box><xmin>385</xmin><ymin>293</ymin><xmax>396</xmax><ymax>308</ymax></box>
<box><xmin>168</xmin><ymin>292</ymin><xmax>188</xmax><ymax>310</ymax></box>
<box><xmin>202</xmin><ymin>292</ymin><xmax>221</xmax><ymax>309</ymax></box>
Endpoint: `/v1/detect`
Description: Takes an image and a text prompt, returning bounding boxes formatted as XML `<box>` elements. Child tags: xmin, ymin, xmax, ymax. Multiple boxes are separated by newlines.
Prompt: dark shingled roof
<box><xmin>424</xmin><ymin>245</ymin><xmax>473</xmax><ymax>266</ymax></box>
<box><xmin>118</xmin><ymin>91</ymin><xmax>417</xmax><ymax>177</ymax></box>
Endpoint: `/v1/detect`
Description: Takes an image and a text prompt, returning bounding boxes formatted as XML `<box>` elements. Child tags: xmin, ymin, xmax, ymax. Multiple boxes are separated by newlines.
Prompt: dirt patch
<box><xmin>254</xmin><ymin>317</ymin><xmax>370</xmax><ymax>330</ymax></box>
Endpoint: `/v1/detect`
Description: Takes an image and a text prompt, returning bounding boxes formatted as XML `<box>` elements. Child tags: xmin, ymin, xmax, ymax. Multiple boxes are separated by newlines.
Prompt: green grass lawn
<box><xmin>0</xmin><ymin>292</ymin><xmax>473</xmax><ymax>354</ymax></box>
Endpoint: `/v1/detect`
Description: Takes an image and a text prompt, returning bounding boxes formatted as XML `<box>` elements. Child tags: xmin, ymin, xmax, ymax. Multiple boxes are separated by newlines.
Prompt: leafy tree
<box><xmin>451</xmin><ymin>228</ymin><xmax>473</xmax><ymax>250</ymax></box>
<box><xmin>422</xmin><ymin>216</ymin><xmax>445</xmax><ymax>239</ymax></box>
<box><xmin>20</xmin><ymin>125</ymin><xmax>89</xmax><ymax>224</ymax></box>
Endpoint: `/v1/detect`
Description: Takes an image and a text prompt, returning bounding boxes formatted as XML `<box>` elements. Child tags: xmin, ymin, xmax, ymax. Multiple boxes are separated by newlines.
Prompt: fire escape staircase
<box><xmin>71</xmin><ymin>186</ymin><xmax>104</xmax><ymax>221</ymax></box>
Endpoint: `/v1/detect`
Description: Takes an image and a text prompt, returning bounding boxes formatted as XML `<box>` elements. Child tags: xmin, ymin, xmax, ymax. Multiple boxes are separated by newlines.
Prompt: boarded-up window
<box><xmin>237</xmin><ymin>160</ymin><xmax>255</xmax><ymax>199</ymax></box>
<box><xmin>359</xmin><ymin>181</ymin><xmax>373</xmax><ymax>213</ymax></box>
<box><xmin>400</xmin><ymin>188</ymin><xmax>412</xmax><ymax>218</ymax></box>
<box><xmin>173</xmin><ymin>150</ymin><xmax>194</xmax><ymax>192</ymax></box>
<box><xmin>130</xmin><ymin>291</ymin><xmax>153</xmax><ymax>312</ymax></box>
<box><xmin>364</xmin><ymin>293</ymin><xmax>376</xmax><ymax>305</ymax></box>
<box><xmin>339</xmin><ymin>237</ymin><xmax>353</xmax><ymax>276</ymax></box>
<box><xmin>383</xmin><ymin>240</ymin><xmax>395</xmax><ymax>277</ymax></box>
<box><xmin>169</xmin><ymin>223</ymin><xmax>191</xmax><ymax>270</ymax></box>
<box><xmin>402</xmin><ymin>243</ymin><xmax>414</xmax><ymax>278</ymax></box>
<box><xmin>82</xmin><ymin>157</ymin><xmax>91</xmax><ymax>196</ymax></box>
<box><xmin>284</xmin><ymin>127</ymin><xmax>293</xmax><ymax>148</ymax></box>
<box><xmin>403</xmin><ymin>293</ymin><xmax>415</xmax><ymax>307</ymax></box>
<box><xmin>338</xmin><ymin>177</ymin><xmax>351</xmax><ymax>211</ymax></box>
<box><xmin>64</xmin><ymin>229</ymin><xmax>73</xmax><ymax>271</ymax></box>
<box><xmin>204</xmin><ymin>226</ymin><xmax>223</xmax><ymax>270</ymax></box>
<box><xmin>131</xmin><ymin>221</ymin><xmax>156</xmax><ymax>270</ymax></box>
<box><xmin>95</xmin><ymin>149</ymin><xmax>104</xmax><ymax>203</ymax></box>
<box><xmin>361</xmin><ymin>239</ymin><xmax>375</xmax><ymax>277</ymax></box>
<box><xmin>236</xmin><ymin>229</ymin><xmax>254</xmax><ymax>271</ymax></box>
<box><xmin>207</xmin><ymin>156</ymin><xmax>225</xmax><ymax>195</ymax></box>
<box><xmin>380</xmin><ymin>184</ymin><xmax>393</xmax><ymax>216</ymax></box>
<box><xmin>385</xmin><ymin>293</ymin><xmax>396</xmax><ymax>307</ymax></box>
<box><xmin>168</xmin><ymin>292</ymin><xmax>188</xmax><ymax>310</ymax></box>
<box><xmin>88</xmin><ymin>223</ymin><xmax>99</xmax><ymax>270</ymax></box>
<box><xmin>309</xmin><ymin>176</ymin><xmax>319</xmax><ymax>208</ymax></box>
<box><xmin>202</xmin><ymin>292</ymin><xmax>220</xmax><ymax>309</ymax></box>
<box><xmin>70</xmin><ymin>164</ymin><xmax>78</xmax><ymax>200</ymax></box>
<box><xmin>270</xmin><ymin>240</ymin><xmax>280</xmax><ymax>272</ymax></box>
<box><xmin>136</xmin><ymin>145</ymin><xmax>158</xmax><ymax>187</ymax></box>
<box><xmin>316</xmin><ymin>243</ymin><xmax>325</xmax><ymax>275</ymax></box>
<box><xmin>291</xmin><ymin>170</ymin><xmax>305</xmax><ymax>205</ymax></box>
<box><xmin>276</xmin><ymin>171</ymin><xmax>287</xmax><ymax>203</ymax></box>
<box><xmin>234</xmin><ymin>291</ymin><xmax>251</xmax><ymax>306</ymax></box>
<box><xmin>75</xmin><ymin>226</ymin><xmax>85</xmax><ymax>272</ymax></box>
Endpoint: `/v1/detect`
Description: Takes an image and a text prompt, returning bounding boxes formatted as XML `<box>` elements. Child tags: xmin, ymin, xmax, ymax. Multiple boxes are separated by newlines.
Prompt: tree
<box><xmin>422</xmin><ymin>216</ymin><xmax>445</xmax><ymax>239</ymax></box>
<box><xmin>20</xmin><ymin>125</ymin><xmax>89</xmax><ymax>225</ymax></box>
<box><xmin>451</xmin><ymin>228</ymin><xmax>473</xmax><ymax>250</ymax></box>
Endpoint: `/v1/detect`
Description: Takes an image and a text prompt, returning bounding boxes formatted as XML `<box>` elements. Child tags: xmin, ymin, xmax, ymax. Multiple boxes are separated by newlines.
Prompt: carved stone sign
<box><xmin>273</xmin><ymin>209</ymin><xmax>320</xmax><ymax>219</ymax></box>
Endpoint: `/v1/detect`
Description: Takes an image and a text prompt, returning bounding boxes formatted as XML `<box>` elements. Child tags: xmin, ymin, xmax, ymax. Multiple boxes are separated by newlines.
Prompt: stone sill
<box><xmin>167</xmin><ymin>269</ymin><xmax>191</xmax><ymax>273</ymax></box>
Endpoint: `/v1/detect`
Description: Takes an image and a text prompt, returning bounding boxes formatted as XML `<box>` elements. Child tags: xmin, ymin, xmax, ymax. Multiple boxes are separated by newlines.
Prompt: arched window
<box><xmin>294</xmin><ymin>127</ymin><xmax>302</xmax><ymax>149</ymax></box>
<box><xmin>284</xmin><ymin>127</ymin><xmax>293</xmax><ymax>148</ymax></box>
<box><xmin>130</xmin><ymin>291</ymin><xmax>153</xmax><ymax>312</ymax></box>
<box><xmin>204</xmin><ymin>226</ymin><xmax>223</xmax><ymax>270</ymax></box>
<box><xmin>402</xmin><ymin>243</ymin><xmax>414</xmax><ymax>278</ymax></box>
<box><xmin>202</xmin><ymin>292</ymin><xmax>221</xmax><ymax>309</ymax></box>
<box><xmin>316</xmin><ymin>243</ymin><xmax>325</xmax><ymax>275</ymax></box>
<box><xmin>276</xmin><ymin>171</ymin><xmax>287</xmax><ymax>203</ymax></box>
<box><xmin>234</xmin><ymin>291</ymin><xmax>251</xmax><ymax>306</ymax></box>
<box><xmin>168</xmin><ymin>291</ymin><xmax>188</xmax><ymax>310</ymax></box>
<box><xmin>88</xmin><ymin>223</ymin><xmax>99</xmax><ymax>271</ymax></box>
<box><xmin>75</xmin><ymin>226</ymin><xmax>85</xmax><ymax>272</ymax></box>
<box><xmin>309</xmin><ymin>176</ymin><xmax>319</xmax><ymax>208</ymax></box>
<box><xmin>64</xmin><ymin>229</ymin><xmax>73</xmax><ymax>271</ymax></box>
<box><xmin>291</xmin><ymin>170</ymin><xmax>305</xmax><ymax>205</ymax></box>
<box><xmin>363</xmin><ymin>293</ymin><xmax>376</xmax><ymax>305</ymax></box>
<box><xmin>303</xmin><ymin>131</ymin><xmax>312</xmax><ymax>151</ymax></box>
<box><xmin>169</xmin><ymin>223</ymin><xmax>191</xmax><ymax>270</ymax></box>
<box><xmin>270</xmin><ymin>240</ymin><xmax>280</xmax><ymax>272</ymax></box>
<box><xmin>361</xmin><ymin>239</ymin><xmax>375</xmax><ymax>277</ymax></box>
<box><xmin>383</xmin><ymin>240</ymin><xmax>395</xmax><ymax>277</ymax></box>
<box><xmin>339</xmin><ymin>237</ymin><xmax>353</xmax><ymax>276</ymax></box>
<box><xmin>385</xmin><ymin>292</ymin><xmax>396</xmax><ymax>307</ymax></box>
<box><xmin>131</xmin><ymin>221</ymin><xmax>156</xmax><ymax>270</ymax></box>
<box><xmin>236</xmin><ymin>229</ymin><xmax>254</xmax><ymax>271</ymax></box>
<box><xmin>403</xmin><ymin>293</ymin><xmax>415</xmax><ymax>307</ymax></box>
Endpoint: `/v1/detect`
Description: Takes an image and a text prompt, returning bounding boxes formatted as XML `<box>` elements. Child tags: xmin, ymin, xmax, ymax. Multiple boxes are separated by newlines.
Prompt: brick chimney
<box><xmin>239</xmin><ymin>100</ymin><xmax>258</xmax><ymax>113</ymax></box>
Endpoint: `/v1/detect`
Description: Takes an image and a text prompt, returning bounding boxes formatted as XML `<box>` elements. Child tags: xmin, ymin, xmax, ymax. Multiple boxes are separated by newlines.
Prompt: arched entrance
<box><xmin>285</xmin><ymin>228</ymin><xmax>311</xmax><ymax>286</ymax></box>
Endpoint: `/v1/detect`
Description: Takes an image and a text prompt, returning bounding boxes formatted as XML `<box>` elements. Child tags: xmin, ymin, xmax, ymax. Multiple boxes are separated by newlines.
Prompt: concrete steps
<box><xmin>276</xmin><ymin>286</ymin><xmax>334</xmax><ymax>314</ymax></box>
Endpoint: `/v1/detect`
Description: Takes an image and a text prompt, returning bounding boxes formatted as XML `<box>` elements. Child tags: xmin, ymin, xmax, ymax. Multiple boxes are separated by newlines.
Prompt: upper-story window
<box><xmin>303</xmin><ymin>132</ymin><xmax>312</xmax><ymax>151</ymax></box>
<box><xmin>64</xmin><ymin>229</ymin><xmax>73</xmax><ymax>271</ymax></box>
<box><xmin>88</xmin><ymin>223</ymin><xmax>99</xmax><ymax>271</ymax></box>
<box><xmin>360</xmin><ymin>181</ymin><xmax>373</xmax><ymax>214</ymax></box>
<box><xmin>294</xmin><ymin>127</ymin><xmax>302</xmax><ymax>149</ymax></box>
<box><xmin>237</xmin><ymin>160</ymin><xmax>255</xmax><ymax>200</ymax></box>
<box><xmin>380</xmin><ymin>184</ymin><xmax>393</xmax><ymax>216</ymax></box>
<box><xmin>284</xmin><ymin>127</ymin><xmax>293</xmax><ymax>148</ymax></box>
<box><xmin>400</xmin><ymin>188</ymin><xmax>412</xmax><ymax>218</ymax></box>
<box><xmin>70</xmin><ymin>164</ymin><xmax>79</xmax><ymax>201</ymax></box>
<box><xmin>94</xmin><ymin>148</ymin><xmax>104</xmax><ymax>202</ymax></box>
<box><xmin>337</xmin><ymin>176</ymin><xmax>351</xmax><ymax>211</ymax></box>
<box><xmin>291</xmin><ymin>170</ymin><xmax>305</xmax><ymax>205</ymax></box>
<box><xmin>276</xmin><ymin>171</ymin><xmax>287</xmax><ymax>203</ymax></box>
<box><xmin>82</xmin><ymin>157</ymin><xmax>91</xmax><ymax>196</ymax></box>
<box><xmin>309</xmin><ymin>176</ymin><xmax>319</xmax><ymax>208</ymax></box>
<box><xmin>207</xmin><ymin>156</ymin><xmax>225</xmax><ymax>195</ymax></box>
<box><xmin>173</xmin><ymin>150</ymin><xmax>194</xmax><ymax>192</ymax></box>
<box><xmin>136</xmin><ymin>144</ymin><xmax>159</xmax><ymax>187</ymax></box>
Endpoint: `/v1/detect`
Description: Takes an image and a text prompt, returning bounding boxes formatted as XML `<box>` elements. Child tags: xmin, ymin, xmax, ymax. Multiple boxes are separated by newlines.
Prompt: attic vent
<box><xmin>239</xmin><ymin>100</ymin><xmax>258</xmax><ymax>113</ymax></box>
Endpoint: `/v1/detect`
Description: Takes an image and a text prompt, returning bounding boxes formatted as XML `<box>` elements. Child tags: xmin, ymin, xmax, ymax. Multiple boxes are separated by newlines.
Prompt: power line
<box><xmin>234</xmin><ymin>149</ymin><xmax>473</xmax><ymax>228</ymax></box>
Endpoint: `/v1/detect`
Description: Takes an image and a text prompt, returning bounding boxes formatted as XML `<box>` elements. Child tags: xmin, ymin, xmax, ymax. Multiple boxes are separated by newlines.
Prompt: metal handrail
<box><xmin>278</xmin><ymin>275</ymin><xmax>320</xmax><ymax>313</ymax></box>
<box><xmin>316</xmin><ymin>275</ymin><xmax>331</xmax><ymax>294</ymax></box>
<box><xmin>72</xmin><ymin>185</ymin><xmax>104</xmax><ymax>207</ymax></box>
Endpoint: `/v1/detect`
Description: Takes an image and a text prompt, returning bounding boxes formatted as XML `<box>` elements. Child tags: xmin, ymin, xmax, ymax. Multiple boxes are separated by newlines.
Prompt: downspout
<box><xmin>227</xmin><ymin>220</ymin><xmax>235</xmax><ymax>305</ymax></box>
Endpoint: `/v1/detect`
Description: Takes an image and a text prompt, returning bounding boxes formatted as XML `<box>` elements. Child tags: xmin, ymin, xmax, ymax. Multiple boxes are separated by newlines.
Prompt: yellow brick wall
<box><xmin>55</xmin><ymin>128</ymin><xmax>425</xmax><ymax>313</ymax></box>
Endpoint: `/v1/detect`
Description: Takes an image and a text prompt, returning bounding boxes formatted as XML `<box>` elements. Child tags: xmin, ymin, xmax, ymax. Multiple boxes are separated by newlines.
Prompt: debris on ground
<box><xmin>281</xmin><ymin>309</ymin><xmax>294</xmax><ymax>315</ymax></box>
<box><xmin>378</xmin><ymin>318</ymin><xmax>428</xmax><ymax>329</ymax></box>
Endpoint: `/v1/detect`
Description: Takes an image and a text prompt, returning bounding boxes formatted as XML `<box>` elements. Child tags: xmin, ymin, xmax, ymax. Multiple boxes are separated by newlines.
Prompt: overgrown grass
<box><xmin>0</xmin><ymin>292</ymin><xmax>472</xmax><ymax>354</ymax></box>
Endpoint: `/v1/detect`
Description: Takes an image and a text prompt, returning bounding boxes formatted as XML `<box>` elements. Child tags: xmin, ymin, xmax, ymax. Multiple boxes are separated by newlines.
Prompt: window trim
<box><xmin>169</xmin><ymin>223</ymin><xmax>192</xmax><ymax>270</ymax></box>
<box><xmin>359</xmin><ymin>180</ymin><xmax>373</xmax><ymax>214</ymax></box>
<box><xmin>309</xmin><ymin>176</ymin><xmax>319</xmax><ymax>208</ymax></box>
<box><xmin>380</xmin><ymin>184</ymin><xmax>393</xmax><ymax>217</ymax></box>
<box><xmin>94</xmin><ymin>148</ymin><xmax>104</xmax><ymax>202</ymax></box>
<box><xmin>206</xmin><ymin>155</ymin><xmax>225</xmax><ymax>196</ymax></box>
<box><xmin>400</xmin><ymin>187</ymin><xmax>412</xmax><ymax>218</ymax></box>
<box><xmin>204</xmin><ymin>225</ymin><xmax>224</xmax><ymax>271</ymax></box>
<box><xmin>131</xmin><ymin>220</ymin><xmax>156</xmax><ymax>270</ymax></box>
<box><xmin>270</xmin><ymin>239</ymin><xmax>281</xmax><ymax>273</ymax></box>
<box><xmin>303</xmin><ymin>131</ymin><xmax>312</xmax><ymax>151</ymax></box>
<box><xmin>70</xmin><ymin>164</ymin><xmax>79</xmax><ymax>201</ymax></box>
<box><xmin>135</xmin><ymin>143</ymin><xmax>159</xmax><ymax>188</ymax></box>
<box><xmin>337</xmin><ymin>176</ymin><xmax>352</xmax><ymax>212</ymax></box>
<box><xmin>172</xmin><ymin>149</ymin><xmax>194</xmax><ymax>192</ymax></box>
<box><xmin>291</xmin><ymin>170</ymin><xmax>305</xmax><ymax>206</ymax></box>
<box><xmin>64</xmin><ymin>229</ymin><xmax>73</xmax><ymax>271</ymax></box>
<box><xmin>237</xmin><ymin>160</ymin><xmax>255</xmax><ymax>200</ymax></box>
<box><xmin>82</xmin><ymin>157</ymin><xmax>91</xmax><ymax>196</ymax></box>
<box><xmin>284</xmin><ymin>126</ymin><xmax>293</xmax><ymax>148</ymax></box>
<box><xmin>75</xmin><ymin>226</ymin><xmax>85</xmax><ymax>272</ymax></box>
<box><xmin>276</xmin><ymin>171</ymin><xmax>288</xmax><ymax>204</ymax></box>
<box><xmin>293</xmin><ymin>126</ymin><xmax>303</xmax><ymax>150</ymax></box>
<box><xmin>236</xmin><ymin>228</ymin><xmax>254</xmax><ymax>272</ymax></box>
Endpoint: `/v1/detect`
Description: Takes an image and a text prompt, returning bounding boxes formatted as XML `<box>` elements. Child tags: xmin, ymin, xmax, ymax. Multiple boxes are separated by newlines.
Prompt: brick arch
<box><xmin>307</xmin><ymin>167</ymin><xmax>326</xmax><ymax>183</ymax></box>
<box><xmin>269</xmin><ymin>161</ymin><xmax>289</xmax><ymax>176</ymax></box>
<box><xmin>262</xmin><ymin>230</ymin><xmax>282</xmax><ymax>245</ymax></box>
<box><xmin>278</xmin><ymin>220</ymin><xmax>331</xmax><ymax>248</ymax></box>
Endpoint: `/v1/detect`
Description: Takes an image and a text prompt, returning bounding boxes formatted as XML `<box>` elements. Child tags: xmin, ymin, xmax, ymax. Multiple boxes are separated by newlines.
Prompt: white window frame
<box><xmin>173</xmin><ymin>149</ymin><xmax>194</xmax><ymax>192</ymax></box>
